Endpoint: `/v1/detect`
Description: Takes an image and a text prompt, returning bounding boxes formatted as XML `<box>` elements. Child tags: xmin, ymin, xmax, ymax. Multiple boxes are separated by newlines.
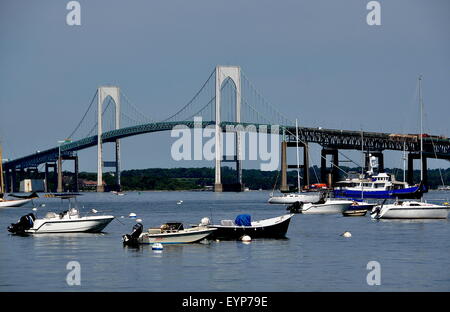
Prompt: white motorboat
<box><xmin>371</xmin><ymin>201</ymin><xmax>449</xmax><ymax>219</ymax></box>
<box><xmin>289</xmin><ymin>198</ymin><xmax>354</xmax><ymax>214</ymax></box>
<box><xmin>268</xmin><ymin>192</ymin><xmax>322</xmax><ymax>204</ymax></box>
<box><xmin>7</xmin><ymin>193</ymin><xmax>114</xmax><ymax>234</ymax></box>
<box><xmin>0</xmin><ymin>197</ymin><xmax>33</xmax><ymax>208</ymax></box>
<box><xmin>123</xmin><ymin>222</ymin><xmax>216</xmax><ymax>245</ymax></box>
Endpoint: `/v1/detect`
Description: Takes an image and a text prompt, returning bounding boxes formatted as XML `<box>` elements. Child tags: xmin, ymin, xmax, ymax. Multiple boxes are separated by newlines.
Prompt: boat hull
<box><xmin>209</xmin><ymin>214</ymin><xmax>294</xmax><ymax>240</ymax></box>
<box><xmin>138</xmin><ymin>228</ymin><xmax>215</xmax><ymax>244</ymax></box>
<box><xmin>333</xmin><ymin>185</ymin><xmax>424</xmax><ymax>200</ymax></box>
<box><xmin>373</xmin><ymin>205</ymin><xmax>449</xmax><ymax>219</ymax></box>
<box><xmin>0</xmin><ymin>198</ymin><xmax>33</xmax><ymax>208</ymax></box>
<box><xmin>26</xmin><ymin>216</ymin><xmax>115</xmax><ymax>233</ymax></box>
<box><xmin>300</xmin><ymin>200</ymin><xmax>353</xmax><ymax>214</ymax></box>
<box><xmin>268</xmin><ymin>193</ymin><xmax>322</xmax><ymax>204</ymax></box>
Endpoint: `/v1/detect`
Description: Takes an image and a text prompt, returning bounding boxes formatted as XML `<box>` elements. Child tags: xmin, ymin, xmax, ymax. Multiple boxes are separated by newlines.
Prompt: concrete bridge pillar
<box><xmin>214</xmin><ymin>66</ymin><xmax>242</xmax><ymax>192</ymax></box>
<box><xmin>97</xmin><ymin>86</ymin><xmax>121</xmax><ymax>192</ymax></box>
<box><xmin>57</xmin><ymin>156</ymin><xmax>63</xmax><ymax>193</ymax></box>
<box><xmin>320</xmin><ymin>148</ymin><xmax>339</xmax><ymax>187</ymax></box>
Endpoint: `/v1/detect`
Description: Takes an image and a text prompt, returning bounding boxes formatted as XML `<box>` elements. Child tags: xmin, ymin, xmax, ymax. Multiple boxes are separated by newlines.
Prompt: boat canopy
<box><xmin>235</xmin><ymin>214</ymin><xmax>251</xmax><ymax>226</ymax></box>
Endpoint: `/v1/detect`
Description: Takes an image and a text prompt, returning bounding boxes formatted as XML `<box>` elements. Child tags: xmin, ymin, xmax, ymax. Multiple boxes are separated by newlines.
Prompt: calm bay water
<box><xmin>0</xmin><ymin>190</ymin><xmax>449</xmax><ymax>292</ymax></box>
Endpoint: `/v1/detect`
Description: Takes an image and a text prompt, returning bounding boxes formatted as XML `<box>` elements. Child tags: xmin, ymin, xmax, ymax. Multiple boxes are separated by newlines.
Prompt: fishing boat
<box><xmin>7</xmin><ymin>193</ymin><xmax>114</xmax><ymax>234</ymax></box>
<box><xmin>205</xmin><ymin>213</ymin><xmax>294</xmax><ymax>240</ymax></box>
<box><xmin>371</xmin><ymin>200</ymin><xmax>449</xmax><ymax>219</ymax></box>
<box><xmin>123</xmin><ymin>221</ymin><xmax>216</xmax><ymax>245</ymax></box>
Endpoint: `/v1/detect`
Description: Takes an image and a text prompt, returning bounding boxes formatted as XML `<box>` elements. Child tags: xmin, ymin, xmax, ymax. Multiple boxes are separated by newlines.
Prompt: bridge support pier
<box><xmin>214</xmin><ymin>66</ymin><xmax>243</xmax><ymax>192</ymax></box>
<box><xmin>44</xmin><ymin>162</ymin><xmax>58</xmax><ymax>193</ymax></box>
<box><xmin>97</xmin><ymin>86</ymin><xmax>121</xmax><ymax>192</ymax></box>
<box><xmin>407</xmin><ymin>152</ymin><xmax>428</xmax><ymax>188</ymax></box>
<box><xmin>321</xmin><ymin>148</ymin><xmax>339</xmax><ymax>187</ymax></box>
<box><xmin>57</xmin><ymin>156</ymin><xmax>63</xmax><ymax>193</ymax></box>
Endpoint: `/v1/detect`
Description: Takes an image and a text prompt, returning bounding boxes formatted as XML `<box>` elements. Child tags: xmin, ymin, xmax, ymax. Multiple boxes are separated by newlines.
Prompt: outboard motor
<box><xmin>122</xmin><ymin>223</ymin><xmax>143</xmax><ymax>246</ymax></box>
<box><xmin>287</xmin><ymin>201</ymin><xmax>303</xmax><ymax>213</ymax></box>
<box><xmin>7</xmin><ymin>213</ymin><xmax>36</xmax><ymax>234</ymax></box>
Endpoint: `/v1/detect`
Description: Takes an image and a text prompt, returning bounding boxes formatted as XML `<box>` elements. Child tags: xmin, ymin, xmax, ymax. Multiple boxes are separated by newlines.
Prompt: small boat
<box><xmin>268</xmin><ymin>192</ymin><xmax>322</xmax><ymax>204</ymax></box>
<box><xmin>123</xmin><ymin>222</ymin><xmax>216</xmax><ymax>245</ymax></box>
<box><xmin>206</xmin><ymin>213</ymin><xmax>294</xmax><ymax>240</ymax></box>
<box><xmin>7</xmin><ymin>193</ymin><xmax>114</xmax><ymax>234</ymax></box>
<box><xmin>0</xmin><ymin>197</ymin><xmax>33</xmax><ymax>208</ymax></box>
<box><xmin>0</xmin><ymin>192</ymin><xmax>38</xmax><ymax>208</ymax></box>
<box><xmin>288</xmin><ymin>198</ymin><xmax>354</xmax><ymax>214</ymax></box>
<box><xmin>342</xmin><ymin>201</ymin><xmax>375</xmax><ymax>217</ymax></box>
<box><xmin>370</xmin><ymin>200</ymin><xmax>449</xmax><ymax>219</ymax></box>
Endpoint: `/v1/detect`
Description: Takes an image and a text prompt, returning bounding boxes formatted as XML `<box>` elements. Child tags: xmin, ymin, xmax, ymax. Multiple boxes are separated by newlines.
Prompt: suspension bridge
<box><xmin>2</xmin><ymin>66</ymin><xmax>450</xmax><ymax>193</ymax></box>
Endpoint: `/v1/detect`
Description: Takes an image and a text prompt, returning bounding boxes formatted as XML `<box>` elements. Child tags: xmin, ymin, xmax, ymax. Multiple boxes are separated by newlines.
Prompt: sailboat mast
<box><xmin>403</xmin><ymin>141</ymin><xmax>406</xmax><ymax>183</ymax></box>
<box><xmin>361</xmin><ymin>129</ymin><xmax>364</xmax><ymax>200</ymax></box>
<box><xmin>419</xmin><ymin>75</ymin><xmax>423</xmax><ymax>182</ymax></box>
<box><xmin>295</xmin><ymin>119</ymin><xmax>301</xmax><ymax>192</ymax></box>
<box><xmin>0</xmin><ymin>142</ymin><xmax>4</xmax><ymax>194</ymax></box>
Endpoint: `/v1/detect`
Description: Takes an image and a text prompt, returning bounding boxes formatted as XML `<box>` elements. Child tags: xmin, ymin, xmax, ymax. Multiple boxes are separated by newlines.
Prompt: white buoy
<box><xmin>129</xmin><ymin>213</ymin><xmax>137</xmax><ymax>218</ymax></box>
<box><xmin>241</xmin><ymin>235</ymin><xmax>252</xmax><ymax>242</ymax></box>
<box><xmin>32</xmin><ymin>207</ymin><xmax>37</xmax><ymax>211</ymax></box>
<box><xmin>136</xmin><ymin>218</ymin><xmax>142</xmax><ymax>223</ymax></box>
<box><xmin>341</xmin><ymin>231</ymin><xmax>352</xmax><ymax>238</ymax></box>
<box><xmin>152</xmin><ymin>243</ymin><xmax>163</xmax><ymax>250</ymax></box>
<box><xmin>177</xmin><ymin>200</ymin><xmax>183</xmax><ymax>205</ymax></box>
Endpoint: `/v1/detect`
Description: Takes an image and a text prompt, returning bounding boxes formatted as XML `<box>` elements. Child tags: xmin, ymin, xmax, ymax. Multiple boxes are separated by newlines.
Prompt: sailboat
<box><xmin>371</xmin><ymin>76</ymin><xmax>449</xmax><ymax>219</ymax></box>
<box><xmin>0</xmin><ymin>144</ymin><xmax>35</xmax><ymax>208</ymax></box>
<box><xmin>268</xmin><ymin>119</ymin><xmax>323</xmax><ymax>204</ymax></box>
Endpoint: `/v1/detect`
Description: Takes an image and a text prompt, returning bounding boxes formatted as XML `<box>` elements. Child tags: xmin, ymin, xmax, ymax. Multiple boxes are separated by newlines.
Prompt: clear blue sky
<box><xmin>1</xmin><ymin>0</ymin><xmax>449</xmax><ymax>173</ymax></box>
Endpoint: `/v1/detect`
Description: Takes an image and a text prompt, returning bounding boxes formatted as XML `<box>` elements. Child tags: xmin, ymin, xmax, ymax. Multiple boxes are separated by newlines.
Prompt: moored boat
<box><xmin>268</xmin><ymin>192</ymin><xmax>322</xmax><ymax>204</ymax></box>
<box><xmin>206</xmin><ymin>213</ymin><xmax>294</xmax><ymax>240</ymax></box>
<box><xmin>0</xmin><ymin>197</ymin><xmax>33</xmax><ymax>208</ymax></box>
<box><xmin>342</xmin><ymin>201</ymin><xmax>375</xmax><ymax>217</ymax></box>
<box><xmin>370</xmin><ymin>200</ymin><xmax>449</xmax><ymax>219</ymax></box>
<box><xmin>123</xmin><ymin>222</ymin><xmax>216</xmax><ymax>245</ymax></box>
<box><xmin>7</xmin><ymin>193</ymin><xmax>114</xmax><ymax>234</ymax></box>
<box><xmin>288</xmin><ymin>198</ymin><xmax>354</xmax><ymax>214</ymax></box>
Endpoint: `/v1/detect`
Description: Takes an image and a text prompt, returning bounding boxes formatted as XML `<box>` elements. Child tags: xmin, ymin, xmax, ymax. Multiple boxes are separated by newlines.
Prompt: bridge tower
<box><xmin>97</xmin><ymin>86</ymin><xmax>121</xmax><ymax>192</ymax></box>
<box><xmin>214</xmin><ymin>66</ymin><xmax>242</xmax><ymax>192</ymax></box>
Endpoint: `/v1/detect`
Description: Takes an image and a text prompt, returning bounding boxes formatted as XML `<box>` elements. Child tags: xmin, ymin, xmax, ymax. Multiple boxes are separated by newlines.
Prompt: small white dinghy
<box><xmin>371</xmin><ymin>200</ymin><xmax>449</xmax><ymax>219</ymax></box>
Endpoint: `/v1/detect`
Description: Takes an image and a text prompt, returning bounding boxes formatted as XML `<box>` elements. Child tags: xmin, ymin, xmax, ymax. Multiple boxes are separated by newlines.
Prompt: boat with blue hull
<box><xmin>333</xmin><ymin>172</ymin><xmax>425</xmax><ymax>199</ymax></box>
